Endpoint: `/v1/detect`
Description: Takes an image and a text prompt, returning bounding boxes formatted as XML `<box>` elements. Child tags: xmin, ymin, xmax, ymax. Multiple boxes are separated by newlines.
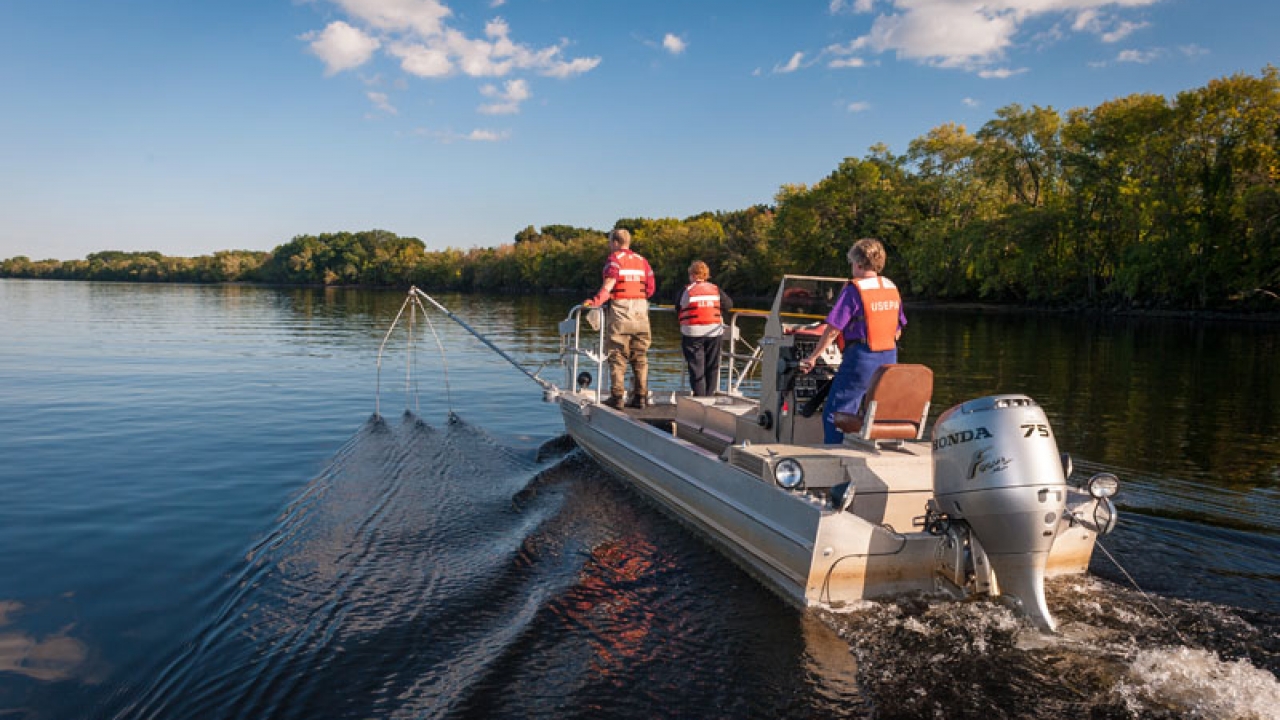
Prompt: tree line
<box><xmin>4</xmin><ymin>67</ymin><xmax>1278</xmax><ymax>311</ymax></box>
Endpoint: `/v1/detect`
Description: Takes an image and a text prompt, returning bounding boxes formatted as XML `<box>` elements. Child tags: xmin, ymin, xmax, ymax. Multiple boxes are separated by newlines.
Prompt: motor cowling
<box><xmin>931</xmin><ymin>395</ymin><xmax>1067</xmax><ymax>631</ymax></box>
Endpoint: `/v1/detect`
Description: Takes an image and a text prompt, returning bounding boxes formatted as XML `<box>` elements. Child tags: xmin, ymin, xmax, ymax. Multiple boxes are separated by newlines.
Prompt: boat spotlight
<box><xmin>1085</xmin><ymin>472</ymin><xmax>1120</xmax><ymax>499</ymax></box>
<box><xmin>774</xmin><ymin>458</ymin><xmax>805</xmax><ymax>491</ymax></box>
<box><xmin>576</xmin><ymin>371</ymin><xmax>592</xmax><ymax>390</ymax></box>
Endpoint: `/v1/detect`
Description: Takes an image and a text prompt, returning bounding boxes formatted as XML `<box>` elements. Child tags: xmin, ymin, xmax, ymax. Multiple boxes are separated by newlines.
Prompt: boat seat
<box><xmin>833</xmin><ymin>364</ymin><xmax>933</xmax><ymax>444</ymax></box>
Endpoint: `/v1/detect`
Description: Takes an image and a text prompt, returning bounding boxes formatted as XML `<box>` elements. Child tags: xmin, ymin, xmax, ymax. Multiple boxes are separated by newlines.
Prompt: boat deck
<box><xmin>614</xmin><ymin>400</ymin><xmax>678</xmax><ymax>426</ymax></box>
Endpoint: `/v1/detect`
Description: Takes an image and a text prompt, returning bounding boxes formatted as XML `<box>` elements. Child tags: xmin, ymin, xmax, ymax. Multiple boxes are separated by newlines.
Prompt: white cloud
<box><xmin>825</xmin><ymin>39</ymin><xmax>870</xmax><ymax>68</ymax></box>
<box><xmin>390</xmin><ymin>41</ymin><xmax>452</xmax><ymax>77</ymax></box>
<box><xmin>830</xmin><ymin>0</ymin><xmax>875</xmax><ymax>13</ymax></box>
<box><xmin>1101</xmin><ymin>20</ymin><xmax>1148</xmax><ymax>42</ymax></box>
<box><xmin>331</xmin><ymin>0</ymin><xmax>453</xmax><ymax>38</ymax></box>
<box><xmin>367</xmin><ymin>91</ymin><xmax>397</xmax><ymax>114</ymax></box>
<box><xmin>847</xmin><ymin>101</ymin><xmax>870</xmax><ymax>112</ymax></box>
<box><xmin>1072</xmin><ymin>9</ymin><xmax>1100</xmax><ymax>31</ymax></box>
<box><xmin>490</xmin><ymin>0</ymin><xmax>506</xmax><ymax>6</ymax></box>
<box><xmin>963</xmin><ymin>97</ymin><xmax>980</xmax><ymax>107</ymax></box>
<box><xmin>478</xmin><ymin>78</ymin><xmax>531</xmax><ymax>114</ymax></box>
<box><xmin>829</xmin><ymin>56</ymin><xmax>866</xmax><ymax>68</ymax></box>
<box><xmin>663</xmin><ymin>33</ymin><xmax>687</xmax><ymax>55</ymax></box>
<box><xmin>305</xmin><ymin>21</ymin><xmax>382</xmax><ymax>75</ymax></box>
<box><xmin>1116</xmin><ymin>48</ymin><xmax>1160</xmax><ymax>63</ymax></box>
<box><xmin>465</xmin><ymin>128</ymin><xmax>509</xmax><ymax>141</ymax></box>
<box><xmin>978</xmin><ymin>66</ymin><xmax>1027</xmax><ymax>78</ymax></box>
<box><xmin>1179</xmin><ymin>43</ymin><xmax>1208</xmax><ymax>57</ymax></box>
<box><xmin>836</xmin><ymin>0</ymin><xmax>1163</xmax><ymax>73</ymax></box>
<box><xmin>855</xmin><ymin>4</ymin><xmax>1019</xmax><ymax>69</ymax></box>
<box><xmin>774</xmin><ymin>52</ymin><xmax>806</xmax><ymax>74</ymax></box>
<box><xmin>1073</xmin><ymin>9</ymin><xmax>1149</xmax><ymax>42</ymax></box>
<box><xmin>305</xmin><ymin>1</ymin><xmax>600</xmax><ymax>85</ymax></box>
<box><xmin>411</xmin><ymin>126</ymin><xmax>511</xmax><ymax>142</ymax></box>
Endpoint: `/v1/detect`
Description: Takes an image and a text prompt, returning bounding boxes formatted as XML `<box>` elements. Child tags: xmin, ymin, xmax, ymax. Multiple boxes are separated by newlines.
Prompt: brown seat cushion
<box><xmin>833</xmin><ymin>364</ymin><xmax>933</xmax><ymax>439</ymax></box>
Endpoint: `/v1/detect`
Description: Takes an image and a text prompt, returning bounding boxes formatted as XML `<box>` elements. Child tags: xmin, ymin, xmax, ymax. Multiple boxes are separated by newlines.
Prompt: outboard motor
<box><xmin>931</xmin><ymin>395</ymin><xmax>1067</xmax><ymax>631</ymax></box>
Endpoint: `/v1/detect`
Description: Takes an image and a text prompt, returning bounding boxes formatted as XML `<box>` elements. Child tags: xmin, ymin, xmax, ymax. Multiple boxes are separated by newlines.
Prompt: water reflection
<box><xmin>0</xmin><ymin>601</ymin><xmax>88</xmax><ymax>683</ymax></box>
<box><xmin>556</xmin><ymin>536</ymin><xmax>666</xmax><ymax>678</ymax></box>
<box><xmin>904</xmin><ymin>309</ymin><xmax>1280</xmax><ymax>494</ymax></box>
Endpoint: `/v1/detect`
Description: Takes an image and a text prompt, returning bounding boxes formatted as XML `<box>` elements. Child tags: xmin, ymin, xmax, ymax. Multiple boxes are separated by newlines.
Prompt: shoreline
<box><xmin>3</xmin><ymin>276</ymin><xmax>1278</xmax><ymax>322</ymax></box>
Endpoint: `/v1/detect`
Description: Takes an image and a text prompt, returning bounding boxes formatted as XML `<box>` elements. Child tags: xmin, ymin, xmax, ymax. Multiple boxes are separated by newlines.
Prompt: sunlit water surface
<box><xmin>0</xmin><ymin>280</ymin><xmax>1276</xmax><ymax>719</ymax></box>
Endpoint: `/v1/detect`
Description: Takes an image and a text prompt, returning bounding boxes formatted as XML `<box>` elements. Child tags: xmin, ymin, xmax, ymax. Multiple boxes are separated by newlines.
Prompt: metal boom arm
<box><xmin>408</xmin><ymin>286</ymin><xmax>554</xmax><ymax>392</ymax></box>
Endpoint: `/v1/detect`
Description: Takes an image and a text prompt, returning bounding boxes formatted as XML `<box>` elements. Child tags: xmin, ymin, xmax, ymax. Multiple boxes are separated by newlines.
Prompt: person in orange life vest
<box><xmin>676</xmin><ymin>260</ymin><xmax>733</xmax><ymax>397</ymax></box>
<box><xmin>798</xmin><ymin>238</ymin><xmax>906</xmax><ymax>444</ymax></box>
<box><xmin>584</xmin><ymin>228</ymin><xmax>656</xmax><ymax>409</ymax></box>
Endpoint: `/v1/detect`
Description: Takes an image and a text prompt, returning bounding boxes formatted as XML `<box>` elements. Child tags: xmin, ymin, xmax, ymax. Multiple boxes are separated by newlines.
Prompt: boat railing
<box><xmin>723</xmin><ymin>309</ymin><xmax>768</xmax><ymax>396</ymax></box>
<box><xmin>560</xmin><ymin>304</ymin><xmax>685</xmax><ymax>403</ymax></box>
<box><xmin>559</xmin><ymin>305</ymin><xmax>828</xmax><ymax>403</ymax></box>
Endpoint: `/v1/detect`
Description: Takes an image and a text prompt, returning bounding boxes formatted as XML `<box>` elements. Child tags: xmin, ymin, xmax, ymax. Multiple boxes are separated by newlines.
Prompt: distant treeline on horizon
<box><xmin>5</xmin><ymin>67</ymin><xmax>1279</xmax><ymax>311</ymax></box>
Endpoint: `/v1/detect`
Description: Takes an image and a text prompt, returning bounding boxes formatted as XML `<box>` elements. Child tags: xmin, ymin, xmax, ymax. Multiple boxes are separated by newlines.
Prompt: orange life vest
<box><xmin>609</xmin><ymin>250</ymin><xmax>651</xmax><ymax>300</ymax></box>
<box><xmin>853</xmin><ymin>276</ymin><xmax>901</xmax><ymax>352</ymax></box>
<box><xmin>678</xmin><ymin>281</ymin><xmax>722</xmax><ymax>326</ymax></box>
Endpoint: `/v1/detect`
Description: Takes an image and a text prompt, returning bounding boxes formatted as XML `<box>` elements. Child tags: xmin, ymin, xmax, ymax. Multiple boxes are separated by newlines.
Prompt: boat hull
<box><xmin>561</xmin><ymin>396</ymin><xmax>821</xmax><ymax>604</ymax></box>
<box><xmin>560</xmin><ymin>393</ymin><xmax>1103</xmax><ymax>611</ymax></box>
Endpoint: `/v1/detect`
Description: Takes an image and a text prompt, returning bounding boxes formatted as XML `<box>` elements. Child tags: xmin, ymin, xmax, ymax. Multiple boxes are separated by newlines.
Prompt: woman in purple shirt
<box><xmin>798</xmin><ymin>238</ymin><xmax>907</xmax><ymax>444</ymax></box>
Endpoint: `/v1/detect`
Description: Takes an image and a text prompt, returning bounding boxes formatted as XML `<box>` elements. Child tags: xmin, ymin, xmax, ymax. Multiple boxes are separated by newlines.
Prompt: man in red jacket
<box><xmin>585</xmin><ymin>228</ymin><xmax>656</xmax><ymax>409</ymax></box>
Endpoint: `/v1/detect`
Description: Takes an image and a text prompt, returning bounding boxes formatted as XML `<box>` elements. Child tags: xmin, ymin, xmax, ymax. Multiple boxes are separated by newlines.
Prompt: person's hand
<box><xmin>798</xmin><ymin>357</ymin><xmax>814</xmax><ymax>373</ymax></box>
<box><xmin>583</xmin><ymin>299</ymin><xmax>593</xmax><ymax>307</ymax></box>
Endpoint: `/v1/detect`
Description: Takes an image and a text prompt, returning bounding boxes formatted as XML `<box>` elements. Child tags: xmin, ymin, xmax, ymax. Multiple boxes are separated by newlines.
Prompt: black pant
<box><xmin>681</xmin><ymin>334</ymin><xmax>722</xmax><ymax>396</ymax></box>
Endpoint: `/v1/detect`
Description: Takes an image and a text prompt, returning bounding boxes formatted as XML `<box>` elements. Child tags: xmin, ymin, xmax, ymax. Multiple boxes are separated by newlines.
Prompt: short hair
<box><xmin>608</xmin><ymin>228</ymin><xmax>631</xmax><ymax>247</ymax></box>
<box><xmin>848</xmin><ymin>238</ymin><xmax>886</xmax><ymax>273</ymax></box>
<box><xmin>688</xmin><ymin>260</ymin><xmax>710</xmax><ymax>281</ymax></box>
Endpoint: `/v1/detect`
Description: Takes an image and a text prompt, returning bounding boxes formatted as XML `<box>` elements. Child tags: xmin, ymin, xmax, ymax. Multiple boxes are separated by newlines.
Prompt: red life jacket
<box><xmin>853</xmin><ymin>276</ymin><xmax>901</xmax><ymax>352</ymax></box>
<box><xmin>609</xmin><ymin>250</ymin><xmax>651</xmax><ymax>300</ymax></box>
<box><xmin>678</xmin><ymin>281</ymin><xmax>722</xmax><ymax>326</ymax></box>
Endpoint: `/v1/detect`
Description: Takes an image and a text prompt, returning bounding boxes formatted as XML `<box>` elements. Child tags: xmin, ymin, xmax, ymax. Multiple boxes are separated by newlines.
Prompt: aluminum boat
<box><xmin>401</xmin><ymin>276</ymin><xmax>1121</xmax><ymax>631</ymax></box>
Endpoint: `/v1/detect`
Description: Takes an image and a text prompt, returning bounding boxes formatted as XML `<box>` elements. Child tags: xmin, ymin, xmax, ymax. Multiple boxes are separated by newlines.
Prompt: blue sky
<box><xmin>1</xmin><ymin>0</ymin><xmax>1276</xmax><ymax>261</ymax></box>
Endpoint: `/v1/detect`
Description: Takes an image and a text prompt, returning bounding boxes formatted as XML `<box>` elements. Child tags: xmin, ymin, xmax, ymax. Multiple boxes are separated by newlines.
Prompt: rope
<box><xmin>375</xmin><ymin>294</ymin><xmax>417</xmax><ymax>417</ymax></box>
<box><xmin>407</xmin><ymin>296</ymin><xmax>416</xmax><ymax>412</ymax></box>
<box><xmin>1094</xmin><ymin>540</ymin><xmax>1188</xmax><ymax>644</ymax></box>
<box><xmin>374</xmin><ymin>291</ymin><xmax>454</xmax><ymax>419</ymax></box>
<box><xmin>411</xmin><ymin>293</ymin><xmax>452</xmax><ymax>417</ymax></box>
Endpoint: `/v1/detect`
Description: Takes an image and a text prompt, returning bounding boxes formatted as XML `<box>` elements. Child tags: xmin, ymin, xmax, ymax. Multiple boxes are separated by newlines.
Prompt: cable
<box><xmin>411</xmin><ymin>294</ymin><xmax>452</xmax><ymax>418</ymax></box>
<box><xmin>1094</xmin><ymin>540</ymin><xmax>1188</xmax><ymax>644</ymax></box>
<box><xmin>818</xmin><ymin>527</ymin><xmax>909</xmax><ymax>604</ymax></box>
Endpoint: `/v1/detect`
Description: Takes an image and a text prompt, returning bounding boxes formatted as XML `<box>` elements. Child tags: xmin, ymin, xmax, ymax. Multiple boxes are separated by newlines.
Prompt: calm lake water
<box><xmin>1</xmin><ymin>279</ymin><xmax>1277</xmax><ymax>719</ymax></box>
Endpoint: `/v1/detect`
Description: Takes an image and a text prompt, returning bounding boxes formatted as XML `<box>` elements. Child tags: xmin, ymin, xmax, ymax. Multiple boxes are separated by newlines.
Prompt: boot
<box><xmin>627</xmin><ymin>363</ymin><xmax>649</xmax><ymax>409</ymax></box>
<box><xmin>603</xmin><ymin>395</ymin><xmax>625</xmax><ymax>410</ymax></box>
<box><xmin>625</xmin><ymin>386</ymin><xmax>648</xmax><ymax>409</ymax></box>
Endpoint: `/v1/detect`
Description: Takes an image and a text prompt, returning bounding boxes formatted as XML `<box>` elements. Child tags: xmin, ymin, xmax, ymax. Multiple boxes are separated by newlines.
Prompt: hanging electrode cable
<box><xmin>406</xmin><ymin>296</ymin><xmax>415</xmax><ymax>412</ymax></box>
<box><xmin>375</xmin><ymin>291</ymin><xmax>454</xmax><ymax>418</ymax></box>
<box><xmin>412</xmin><ymin>292</ymin><xmax>453</xmax><ymax>418</ymax></box>
<box><xmin>1094</xmin><ymin>540</ymin><xmax>1187</xmax><ymax>644</ymax></box>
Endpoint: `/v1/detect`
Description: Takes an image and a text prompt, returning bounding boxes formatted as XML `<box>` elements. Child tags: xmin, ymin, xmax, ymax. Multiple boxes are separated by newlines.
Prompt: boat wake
<box><xmin>108</xmin><ymin>411</ymin><xmax>585</xmax><ymax>720</ymax></box>
<box><xmin>820</xmin><ymin>573</ymin><xmax>1279</xmax><ymax>719</ymax></box>
<box><xmin>104</xmin><ymin>416</ymin><xmax>1278</xmax><ymax>720</ymax></box>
